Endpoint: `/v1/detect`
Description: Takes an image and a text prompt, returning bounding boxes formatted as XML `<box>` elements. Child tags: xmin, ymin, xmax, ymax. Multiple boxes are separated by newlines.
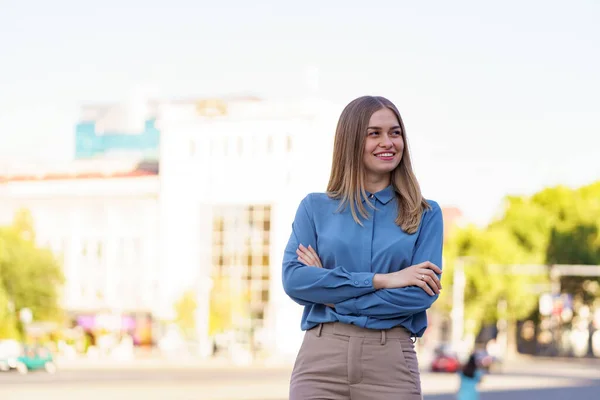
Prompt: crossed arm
<box><xmin>281</xmin><ymin>196</ymin><xmax>444</xmax><ymax>319</ymax></box>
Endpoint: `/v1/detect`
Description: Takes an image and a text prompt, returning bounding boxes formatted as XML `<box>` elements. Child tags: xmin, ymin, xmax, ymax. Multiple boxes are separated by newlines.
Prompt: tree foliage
<box><xmin>442</xmin><ymin>181</ymin><xmax>600</xmax><ymax>334</ymax></box>
<box><xmin>208</xmin><ymin>276</ymin><xmax>251</xmax><ymax>336</ymax></box>
<box><xmin>173</xmin><ymin>289</ymin><xmax>198</xmax><ymax>340</ymax></box>
<box><xmin>0</xmin><ymin>209</ymin><xmax>64</xmax><ymax>338</ymax></box>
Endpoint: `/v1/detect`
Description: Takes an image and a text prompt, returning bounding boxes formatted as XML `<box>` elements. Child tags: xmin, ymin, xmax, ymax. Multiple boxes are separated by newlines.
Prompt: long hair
<box><xmin>326</xmin><ymin>95</ymin><xmax>429</xmax><ymax>234</ymax></box>
<box><xmin>462</xmin><ymin>354</ymin><xmax>478</xmax><ymax>378</ymax></box>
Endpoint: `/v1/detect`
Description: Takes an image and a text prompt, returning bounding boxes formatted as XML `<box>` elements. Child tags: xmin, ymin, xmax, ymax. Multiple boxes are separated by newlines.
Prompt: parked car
<box><xmin>15</xmin><ymin>346</ymin><xmax>57</xmax><ymax>374</ymax></box>
<box><xmin>430</xmin><ymin>344</ymin><xmax>461</xmax><ymax>373</ymax></box>
<box><xmin>0</xmin><ymin>340</ymin><xmax>23</xmax><ymax>372</ymax></box>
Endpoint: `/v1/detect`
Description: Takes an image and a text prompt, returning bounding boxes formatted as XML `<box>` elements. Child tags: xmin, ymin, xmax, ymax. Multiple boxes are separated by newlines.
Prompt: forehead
<box><xmin>368</xmin><ymin>108</ymin><xmax>399</xmax><ymax>127</ymax></box>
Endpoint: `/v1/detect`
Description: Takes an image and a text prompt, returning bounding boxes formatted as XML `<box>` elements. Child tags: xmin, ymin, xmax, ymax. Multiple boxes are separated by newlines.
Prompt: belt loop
<box><xmin>380</xmin><ymin>330</ymin><xmax>386</xmax><ymax>345</ymax></box>
<box><xmin>316</xmin><ymin>323</ymin><xmax>323</xmax><ymax>337</ymax></box>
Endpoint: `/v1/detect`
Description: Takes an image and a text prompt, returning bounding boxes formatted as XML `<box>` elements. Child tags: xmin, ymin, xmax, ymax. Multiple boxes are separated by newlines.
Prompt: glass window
<box><xmin>210</xmin><ymin>204</ymin><xmax>272</xmax><ymax>331</ymax></box>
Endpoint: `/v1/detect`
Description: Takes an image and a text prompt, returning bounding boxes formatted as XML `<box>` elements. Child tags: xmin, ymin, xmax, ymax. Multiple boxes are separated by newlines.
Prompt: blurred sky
<box><xmin>0</xmin><ymin>0</ymin><xmax>599</xmax><ymax>224</ymax></box>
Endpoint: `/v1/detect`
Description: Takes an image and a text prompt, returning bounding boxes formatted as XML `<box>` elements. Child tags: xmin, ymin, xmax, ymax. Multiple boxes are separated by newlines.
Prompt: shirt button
<box><xmin>364</xmin><ymin>279</ymin><xmax>369</xmax><ymax>284</ymax></box>
<box><xmin>369</xmin><ymin>194</ymin><xmax>374</xmax><ymax>199</ymax></box>
<box><xmin>354</xmin><ymin>281</ymin><xmax>359</xmax><ymax>285</ymax></box>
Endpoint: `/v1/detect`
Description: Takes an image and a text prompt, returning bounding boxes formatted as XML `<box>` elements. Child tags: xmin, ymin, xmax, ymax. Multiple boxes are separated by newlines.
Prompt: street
<box><xmin>1</xmin><ymin>357</ymin><xmax>599</xmax><ymax>400</ymax></box>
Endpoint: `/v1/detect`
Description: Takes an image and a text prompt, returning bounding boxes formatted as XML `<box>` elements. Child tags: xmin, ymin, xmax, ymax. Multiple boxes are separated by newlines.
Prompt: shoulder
<box><xmin>296</xmin><ymin>192</ymin><xmax>341</xmax><ymax>222</ymax></box>
<box><xmin>301</xmin><ymin>192</ymin><xmax>339</xmax><ymax>210</ymax></box>
<box><xmin>420</xmin><ymin>199</ymin><xmax>443</xmax><ymax>228</ymax></box>
<box><xmin>423</xmin><ymin>199</ymin><xmax>442</xmax><ymax>217</ymax></box>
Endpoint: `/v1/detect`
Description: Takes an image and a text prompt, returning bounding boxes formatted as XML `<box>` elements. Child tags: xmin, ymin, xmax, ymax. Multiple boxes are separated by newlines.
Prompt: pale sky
<box><xmin>1</xmin><ymin>0</ymin><xmax>599</xmax><ymax>225</ymax></box>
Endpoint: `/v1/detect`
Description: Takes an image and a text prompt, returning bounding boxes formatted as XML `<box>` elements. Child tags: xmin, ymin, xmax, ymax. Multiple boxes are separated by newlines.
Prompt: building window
<box><xmin>210</xmin><ymin>204</ymin><xmax>271</xmax><ymax>339</ymax></box>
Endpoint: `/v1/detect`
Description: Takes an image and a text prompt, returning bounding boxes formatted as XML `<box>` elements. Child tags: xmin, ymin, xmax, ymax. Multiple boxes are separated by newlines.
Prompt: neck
<box><xmin>364</xmin><ymin>173</ymin><xmax>391</xmax><ymax>193</ymax></box>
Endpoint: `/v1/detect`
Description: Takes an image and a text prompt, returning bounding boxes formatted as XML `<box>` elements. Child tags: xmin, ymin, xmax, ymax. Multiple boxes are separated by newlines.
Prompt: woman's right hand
<box><xmin>373</xmin><ymin>261</ymin><xmax>442</xmax><ymax>296</ymax></box>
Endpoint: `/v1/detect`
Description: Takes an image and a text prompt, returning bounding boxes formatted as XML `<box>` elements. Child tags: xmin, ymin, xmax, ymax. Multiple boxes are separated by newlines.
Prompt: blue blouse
<box><xmin>281</xmin><ymin>185</ymin><xmax>444</xmax><ymax>337</ymax></box>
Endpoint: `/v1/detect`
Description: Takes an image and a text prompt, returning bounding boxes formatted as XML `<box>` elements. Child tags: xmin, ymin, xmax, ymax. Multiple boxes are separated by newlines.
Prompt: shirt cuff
<box><xmin>335</xmin><ymin>273</ymin><xmax>374</xmax><ymax>315</ymax></box>
<box><xmin>349</xmin><ymin>272</ymin><xmax>375</xmax><ymax>288</ymax></box>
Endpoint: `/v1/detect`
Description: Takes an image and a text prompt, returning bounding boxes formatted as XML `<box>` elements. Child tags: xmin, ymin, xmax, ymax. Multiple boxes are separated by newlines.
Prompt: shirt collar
<box><xmin>363</xmin><ymin>185</ymin><xmax>395</xmax><ymax>205</ymax></box>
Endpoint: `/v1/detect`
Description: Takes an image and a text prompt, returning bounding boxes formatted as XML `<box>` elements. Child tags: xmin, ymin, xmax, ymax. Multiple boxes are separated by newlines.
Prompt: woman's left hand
<box><xmin>296</xmin><ymin>244</ymin><xmax>334</xmax><ymax>309</ymax></box>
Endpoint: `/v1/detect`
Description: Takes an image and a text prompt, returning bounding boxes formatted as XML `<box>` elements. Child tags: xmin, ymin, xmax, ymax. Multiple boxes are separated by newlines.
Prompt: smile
<box><xmin>375</xmin><ymin>152</ymin><xmax>395</xmax><ymax>158</ymax></box>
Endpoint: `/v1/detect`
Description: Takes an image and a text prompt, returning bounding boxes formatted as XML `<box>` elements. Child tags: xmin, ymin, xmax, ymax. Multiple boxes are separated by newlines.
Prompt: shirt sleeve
<box><xmin>333</xmin><ymin>201</ymin><xmax>444</xmax><ymax>318</ymax></box>
<box><xmin>282</xmin><ymin>195</ymin><xmax>377</xmax><ymax>306</ymax></box>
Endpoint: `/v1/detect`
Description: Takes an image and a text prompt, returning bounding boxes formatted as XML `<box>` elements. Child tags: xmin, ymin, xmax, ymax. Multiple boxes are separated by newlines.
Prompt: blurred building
<box><xmin>75</xmin><ymin>101</ymin><xmax>160</xmax><ymax>160</ymax></box>
<box><xmin>0</xmin><ymin>96</ymin><xmax>466</xmax><ymax>359</ymax></box>
<box><xmin>0</xmin><ymin>95</ymin><xmax>340</xmax><ymax>357</ymax></box>
<box><xmin>0</xmin><ymin>159</ymin><xmax>159</xmax><ymax>346</ymax></box>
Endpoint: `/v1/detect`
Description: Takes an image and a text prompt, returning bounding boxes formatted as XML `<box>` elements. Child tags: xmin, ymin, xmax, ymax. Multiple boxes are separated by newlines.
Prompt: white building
<box><xmin>0</xmin><ymin>96</ymin><xmax>342</xmax><ymax>358</ymax></box>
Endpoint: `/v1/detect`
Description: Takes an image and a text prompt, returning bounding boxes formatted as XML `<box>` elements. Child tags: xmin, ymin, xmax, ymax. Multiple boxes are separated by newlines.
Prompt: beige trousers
<box><xmin>290</xmin><ymin>322</ymin><xmax>422</xmax><ymax>400</ymax></box>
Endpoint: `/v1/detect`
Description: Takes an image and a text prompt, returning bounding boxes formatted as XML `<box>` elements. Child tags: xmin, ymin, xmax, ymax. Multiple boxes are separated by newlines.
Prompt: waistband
<box><xmin>310</xmin><ymin>322</ymin><xmax>413</xmax><ymax>344</ymax></box>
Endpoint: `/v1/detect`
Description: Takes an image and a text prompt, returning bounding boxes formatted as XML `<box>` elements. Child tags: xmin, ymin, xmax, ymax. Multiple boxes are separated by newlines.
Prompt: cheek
<box><xmin>363</xmin><ymin>139</ymin><xmax>377</xmax><ymax>156</ymax></box>
<box><xmin>395</xmin><ymin>139</ymin><xmax>405</xmax><ymax>153</ymax></box>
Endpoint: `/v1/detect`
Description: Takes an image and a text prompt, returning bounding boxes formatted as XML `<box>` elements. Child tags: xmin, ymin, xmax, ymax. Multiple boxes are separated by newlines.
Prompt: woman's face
<box><xmin>362</xmin><ymin>107</ymin><xmax>404</xmax><ymax>182</ymax></box>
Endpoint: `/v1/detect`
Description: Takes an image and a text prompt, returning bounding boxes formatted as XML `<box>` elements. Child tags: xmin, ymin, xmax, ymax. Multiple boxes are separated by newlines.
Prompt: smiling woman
<box><xmin>282</xmin><ymin>95</ymin><xmax>444</xmax><ymax>400</ymax></box>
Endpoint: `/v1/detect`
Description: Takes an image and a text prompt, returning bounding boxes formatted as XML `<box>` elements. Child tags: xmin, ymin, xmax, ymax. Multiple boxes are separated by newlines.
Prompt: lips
<box><xmin>375</xmin><ymin>152</ymin><xmax>395</xmax><ymax>157</ymax></box>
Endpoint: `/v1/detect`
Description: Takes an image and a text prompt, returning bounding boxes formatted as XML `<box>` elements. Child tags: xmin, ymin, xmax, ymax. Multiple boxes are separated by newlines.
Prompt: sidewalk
<box><xmin>55</xmin><ymin>354</ymin><xmax>295</xmax><ymax>371</ymax></box>
<box><xmin>55</xmin><ymin>351</ymin><xmax>600</xmax><ymax>372</ymax></box>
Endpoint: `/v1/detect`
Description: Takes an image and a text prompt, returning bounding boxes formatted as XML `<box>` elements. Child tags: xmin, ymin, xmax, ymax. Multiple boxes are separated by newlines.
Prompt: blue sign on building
<box><xmin>75</xmin><ymin>117</ymin><xmax>160</xmax><ymax>160</ymax></box>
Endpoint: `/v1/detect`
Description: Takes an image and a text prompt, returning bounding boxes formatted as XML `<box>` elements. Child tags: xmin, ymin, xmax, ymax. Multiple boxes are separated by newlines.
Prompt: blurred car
<box><xmin>14</xmin><ymin>346</ymin><xmax>57</xmax><ymax>374</ymax></box>
<box><xmin>0</xmin><ymin>340</ymin><xmax>23</xmax><ymax>372</ymax></box>
<box><xmin>430</xmin><ymin>344</ymin><xmax>461</xmax><ymax>373</ymax></box>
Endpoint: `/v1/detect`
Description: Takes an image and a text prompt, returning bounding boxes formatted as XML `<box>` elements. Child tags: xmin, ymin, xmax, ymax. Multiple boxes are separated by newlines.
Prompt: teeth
<box><xmin>376</xmin><ymin>153</ymin><xmax>394</xmax><ymax>157</ymax></box>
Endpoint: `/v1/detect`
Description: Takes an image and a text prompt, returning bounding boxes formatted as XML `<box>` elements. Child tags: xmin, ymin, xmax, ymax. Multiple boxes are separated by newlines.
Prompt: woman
<box><xmin>282</xmin><ymin>95</ymin><xmax>444</xmax><ymax>399</ymax></box>
<box><xmin>456</xmin><ymin>353</ymin><xmax>484</xmax><ymax>400</ymax></box>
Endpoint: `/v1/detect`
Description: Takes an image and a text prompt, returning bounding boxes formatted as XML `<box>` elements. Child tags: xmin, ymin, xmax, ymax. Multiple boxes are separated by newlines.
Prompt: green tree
<box><xmin>543</xmin><ymin>182</ymin><xmax>600</xmax><ymax>301</ymax></box>
<box><xmin>173</xmin><ymin>289</ymin><xmax>198</xmax><ymax>340</ymax></box>
<box><xmin>0</xmin><ymin>284</ymin><xmax>20</xmax><ymax>338</ymax></box>
<box><xmin>208</xmin><ymin>276</ymin><xmax>251</xmax><ymax>336</ymax></box>
<box><xmin>0</xmin><ymin>209</ymin><xmax>65</xmax><ymax>338</ymax></box>
<box><xmin>443</xmin><ymin>224</ymin><xmax>545</xmax><ymax>338</ymax></box>
<box><xmin>443</xmin><ymin>180</ymin><xmax>600</xmax><ymax>351</ymax></box>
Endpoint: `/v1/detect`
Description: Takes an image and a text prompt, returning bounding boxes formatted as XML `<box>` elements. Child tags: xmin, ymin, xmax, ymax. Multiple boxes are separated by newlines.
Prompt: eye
<box><xmin>391</xmin><ymin>130</ymin><xmax>402</xmax><ymax>136</ymax></box>
<box><xmin>367</xmin><ymin>131</ymin><xmax>379</xmax><ymax>136</ymax></box>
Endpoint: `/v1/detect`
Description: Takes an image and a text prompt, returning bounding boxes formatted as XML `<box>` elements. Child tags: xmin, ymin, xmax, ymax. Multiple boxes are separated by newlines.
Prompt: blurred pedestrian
<box><xmin>456</xmin><ymin>353</ymin><xmax>485</xmax><ymax>400</ymax></box>
<box><xmin>282</xmin><ymin>95</ymin><xmax>444</xmax><ymax>400</ymax></box>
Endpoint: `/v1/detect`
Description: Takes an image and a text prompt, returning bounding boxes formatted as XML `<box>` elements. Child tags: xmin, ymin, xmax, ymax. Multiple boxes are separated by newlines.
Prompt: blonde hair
<box><xmin>326</xmin><ymin>96</ymin><xmax>429</xmax><ymax>234</ymax></box>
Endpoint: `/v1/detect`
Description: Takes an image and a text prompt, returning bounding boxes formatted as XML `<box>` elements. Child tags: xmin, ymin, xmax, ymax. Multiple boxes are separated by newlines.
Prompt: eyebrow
<box><xmin>367</xmin><ymin>125</ymin><xmax>402</xmax><ymax>130</ymax></box>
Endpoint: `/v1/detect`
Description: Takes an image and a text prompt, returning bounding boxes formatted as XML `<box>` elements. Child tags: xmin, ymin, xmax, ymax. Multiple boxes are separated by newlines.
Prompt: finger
<box><xmin>425</xmin><ymin>262</ymin><xmax>442</xmax><ymax>275</ymax></box>
<box><xmin>296</xmin><ymin>249</ymin><xmax>312</xmax><ymax>264</ymax></box>
<box><xmin>305</xmin><ymin>245</ymin><xmax>320</xmax><ymax>267</ymax></box>
<box><xmin>296</xmin><ymin>248</ymin><xmax>310</xmax><ymax>259</ymax></box>
<box><xmin>297</xmin><ymin>257</ymin><xmax>309</xmax><ymax>266</ymax></box>
<box><xmin>423</xmin><ymin>276</ymin><xmax>440</xmax><ymax>294</ymax></box>
<box><xmin>417</xmin><ymin>261</ymin><xmax>441</xmax><ymax>275</ymax></box>
<box><xmin>296</xmin><ymin>250</ymin><xmax>319</xmax><ymax>267</ymax></box>
<box><xmin>299</xmin><ymin>256</ymin><xmax>317</xmax><ymax>267</ymax></box>
<box><xmin>417</xmin><ymin>280</ymin><xmax>434</xmax><ymax>296</ymax></box>
<box><xmin>296</xmin><ymin>247</ymin><xmax>313</xmax><ymax>262</ymax></box>
<box><xmin>420</xmin><ymin>269</ymin><xmax>442</xmax><ymax>290</ymax></box>
<box><xmin>297</xmin><ymin>254</ymin><xmax>311</xmax><ymax>265</ymax></box>
<box><xmin>307</xmin><ymin>245</ymin><xmax>322</xmax><ymax>268</ymax></box>
<box><xmin>416</xmin><ymin>273</ymin><xmax>439</xmax><ymax>294</ymax></box>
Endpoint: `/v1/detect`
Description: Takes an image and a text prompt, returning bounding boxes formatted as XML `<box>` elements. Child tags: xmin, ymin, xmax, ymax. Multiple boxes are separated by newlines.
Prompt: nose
<box><xmin>379</xmin><ymin>136</ymin><xmax>393</xmax><ymax>148</ymax></box>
